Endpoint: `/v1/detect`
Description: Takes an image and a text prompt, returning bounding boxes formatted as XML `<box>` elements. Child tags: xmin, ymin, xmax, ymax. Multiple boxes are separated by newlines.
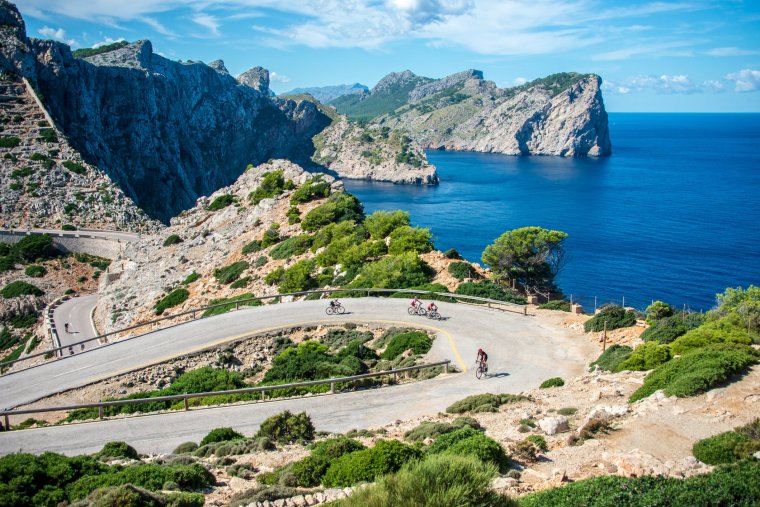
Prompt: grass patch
<box><xmin>154</xmin><ymin>288</ymin><xmax>189</xmax><ymax>314</ymax></box>
<box><xmin>202</xmin><ymin>293</ymin><xmax>262</xmax><ymax>317</ymax></box>
<box><xmin>207</xmin><ymin>194</ymin><xmax>235</xmax><ymax>211</ymax></box>
<box><xmin>590</xmin><ymin>344</ymin><xmax>633</xmax><ymax>372</ymax></box>
<box><xmin>214</xmin><ymin>261</ymin><xmax>248</xmax><ymax>284</ymax></box>
<box><xmin>182</xmin><ymin>271</ymin><xmax>200</xmax><ymax>285</ymax></box>
<box><xmin>0</xmin><ymin>135</ymin><xmax>20</xmax><ymax>148</ymax></box>
<box><xmin>1</xmin><ymin>281</ymin><xmax>44</xmax><ymax>298</ymax></box>
<box><xmin>162</xmin><ymin>234</ymin><xmax>183</xmax><ymax>247</ymax></box>
<box><xmin>380</xmin><ymin>331</ymin><xmax>431</xmax><ymax>359</ymax></box>
<box><xmin>446</xmin><ymin>393</ymin><xmax>530</xmax><ymax>414</ymax></box>
<box><xmin>62</xmin><ymin>160</ymin><xmax>87</xmax><ymax>175</ymax></box>
<box><xmin>539</xmin><ymin>377</ymin><xmax>565</xmax><ymax>388</ymax></box>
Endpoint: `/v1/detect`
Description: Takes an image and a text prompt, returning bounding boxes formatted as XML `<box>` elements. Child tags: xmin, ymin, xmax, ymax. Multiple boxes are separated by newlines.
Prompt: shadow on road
<box><xmin>484</xmin><ymin>372</ymin><xmax>510</xmax><ymax>378</ymax></box>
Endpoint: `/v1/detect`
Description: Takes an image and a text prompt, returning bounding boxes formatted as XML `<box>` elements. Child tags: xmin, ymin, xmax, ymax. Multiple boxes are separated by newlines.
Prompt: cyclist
<box><xmin>427</xmin><ymin>301</ymin><xmax>438</xmax><ymax>313</ymax></box>
<box><xmin>411</xmin><ymin>296</ymin><xmax>422</xmax><ymax>309</ymax></box>
<box><xmin>476</xmin><ymin>348</ymin><xmax>488</xmax><ymax>372</ymax></box>
<box><xmin>329</xmin><ymin>299</ymin><xmax>340</xmax><ymax>309</ymax></box>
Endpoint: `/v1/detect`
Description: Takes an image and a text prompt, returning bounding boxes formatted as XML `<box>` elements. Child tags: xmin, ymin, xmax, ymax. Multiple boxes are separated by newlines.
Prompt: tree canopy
<box><xmin>481</xmin><ymin>226</ymin><xmax>567</xmax><ymax>292</ymax></box>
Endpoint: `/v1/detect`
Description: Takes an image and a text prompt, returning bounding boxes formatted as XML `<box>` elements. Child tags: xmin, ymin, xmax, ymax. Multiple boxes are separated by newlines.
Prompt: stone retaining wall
<box><xmin>0</xmin><ymin>231</ymin><xmax>124</xmax><ymax>259</ymax></box>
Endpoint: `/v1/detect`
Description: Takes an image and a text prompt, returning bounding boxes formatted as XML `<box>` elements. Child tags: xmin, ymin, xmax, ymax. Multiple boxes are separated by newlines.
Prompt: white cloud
<box><xmin>92</xmin><ymin>36</ymin><xmax>125</xmax><ymax>48</ymax></box>
<box><xmin>512</xmin><ymin>76</ymin><xmax>527</xmax><ymax>86</ymax></box>
<box><xmin>270</xmin><ymin>71</ymin><xmax>289</xmax><ymax>83</ymax></box>
<box><xmin>706</xmin><ymin>47</ymin><xmax>759</xmax><ymax>57</ymax></box>
<box><xmin>37</xmin><ymin>26</ymin><xmax>78</xmax><ymax>47</ymax></box>
<box><xmin>142</xmin><ymin>17</ymin><xmax>177</xmax><ymax>37</ymax></box>
<box><xmin>192</xmin><ymin>13</ymin><xmax>221</xmax><ymax>37</ymax></box>
<box><xmin>602</xmin><ymin>74</ymin><xmax>731</xmax><ymax>95</ymax></box>
<box><xmin>726</xmin><ymin>69</ymin><xmax>760</xmax><ymax>92</ymax></box>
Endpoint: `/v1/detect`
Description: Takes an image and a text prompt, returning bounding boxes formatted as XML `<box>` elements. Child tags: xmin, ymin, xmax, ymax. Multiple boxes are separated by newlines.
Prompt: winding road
<box><xmin>53</xmin><ymin>294</ymin><xmax>99</xmax><ymax>352</ymax></box>
<box><xmin>0</xmin><ymin>298</ymin><xmax>596</xmax><ymax>456</ymax></box>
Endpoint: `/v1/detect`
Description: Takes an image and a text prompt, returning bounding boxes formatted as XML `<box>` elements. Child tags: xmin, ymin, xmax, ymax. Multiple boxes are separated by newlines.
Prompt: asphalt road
<box><xmin>0</xmin><ymin>298</ymin><xmax>596</xmax><ymax>455</ymax></box>
<box><xmin>53</xmin><ymin>294</ymin><xmax>99</xmax><ymax>353</ymax></box>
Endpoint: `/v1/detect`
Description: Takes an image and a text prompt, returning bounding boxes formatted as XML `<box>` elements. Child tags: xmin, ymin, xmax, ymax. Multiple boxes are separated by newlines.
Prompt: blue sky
<box><xmin>19</xmin><ymin>0</ymin><xmax>760</xmax><ymax>112</ymax></box>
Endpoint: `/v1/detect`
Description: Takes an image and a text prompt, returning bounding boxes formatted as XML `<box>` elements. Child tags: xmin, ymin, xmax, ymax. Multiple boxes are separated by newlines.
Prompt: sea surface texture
<box><xmin>344</xmin><ymin>113</ymin><xmax>760</xmax><ymax>311</ymax></box>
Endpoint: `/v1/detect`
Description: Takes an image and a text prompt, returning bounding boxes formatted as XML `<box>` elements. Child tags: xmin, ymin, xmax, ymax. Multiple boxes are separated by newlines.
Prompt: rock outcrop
<box><xmin>331</xmin><ymin>69</ymin><xmax>612</xmax><ymax>157</ymax></box>
<box><xmin>0</xmin><ymin>1</ymin><xmax>332</xmax><ymax>222</ymax></box>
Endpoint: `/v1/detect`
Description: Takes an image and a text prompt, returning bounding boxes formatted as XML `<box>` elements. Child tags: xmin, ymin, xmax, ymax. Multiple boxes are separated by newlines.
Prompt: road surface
<box><xmin>0</xmin><ymin>298</ymin><xmax>596</xmax><ymax>455</ymax></box>
<box><xmin>53</xmin><ymin>294</ymin><xmax>99</xmax><ymax>353</ymax></box>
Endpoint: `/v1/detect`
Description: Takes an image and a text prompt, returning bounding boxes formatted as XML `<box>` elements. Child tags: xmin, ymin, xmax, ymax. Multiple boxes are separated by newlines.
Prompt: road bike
<box><xmin>475</xmin><ymin>360</ymin><xmax>488</xmax><ymax>379</ymax></box>
<box><xmin>325</xmin><ymin>303</ymin><xmax>345</xmax><ymax>315</ymax></box>
<box><xmin>427</xmin><ymin>309</ymin><xmax>442</xmax><ymax>320</ymax></box>
<box><xmin>407</xmin><ymin>305</ymin><xmax>427</xmax><ymax>316</ymax></box>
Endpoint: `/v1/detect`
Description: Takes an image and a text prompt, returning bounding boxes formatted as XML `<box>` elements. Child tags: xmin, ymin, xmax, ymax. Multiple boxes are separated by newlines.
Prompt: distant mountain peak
<box><xmin>281</xmin><ymin>83</ymin><xmax>368</xmax><ymax>103</ymax></box>
<box><xmin>372</xmin><ymin>70</ymin><xmax>421</xmax><ymax>93</ymax></box>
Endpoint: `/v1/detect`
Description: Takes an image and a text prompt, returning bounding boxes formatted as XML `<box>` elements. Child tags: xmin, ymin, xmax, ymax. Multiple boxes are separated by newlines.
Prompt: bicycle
<box><xmin>407</xmin><ymin>305</ymin><xmax>427</xmax><ymax>316</ymax></box>
<box><xmin>326</xmin><ymin>303</ymin><xmax>345</xmax><ymax>315</ymax></box>
<box><xmin>427</xmin><ymin>309</ymin><xmax>441</xmax><ymax>320</ymax></box>
<box><xmin>475</xmin><ymin>360</ymin><xmax>488</xmax><ymax>379</ymax></box>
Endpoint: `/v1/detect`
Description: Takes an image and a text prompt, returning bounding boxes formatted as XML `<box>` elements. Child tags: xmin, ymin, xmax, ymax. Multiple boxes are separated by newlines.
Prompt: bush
<box><xmin>255</xmin><ymin>411</ymin><xmax>315</xmax><ymax>444</ymax></box>
<box><xmin>96</xmin><ymin>442</ymin><xmax>139</xmax><ymax>460</ymax></box>
<box><xmin>618</xmin><ymin>342</ymin><xmax>672</xmax><ymax>371</ymax></box>
<box><xmin>1</xmin><ymin>280</ymin><xmax>44</xmax><ymax>298</ymax></box>
<box><xmin>154</xmin><ymin>288</ymin><xmax>189</xmax><ymax>314</ymax></box>
<box><xmin>261</xmin><ymin>226</ymin><xmax>281</xmax><ymax>248</ymax></box>
<box><xmin>24</xmin><ymin>264</ymin><xmax>46</xmax><ymax>277</ymax></box>
<box><xmin>284</xmin><ymin>437</ymin><xmax>366</xmax><ymax>487</ymax></box>
<box><xmin>381</xmin><ymin>331</ymin><xmax>432</xmax><ymax>359</ymax></box>
<box><xmin>539</xmin><ymin>377</ymin><xmax>564</xmax><ymax>388</ymax></box>
<box><xmin>443</xmin><ymin>248</ymin><xmax>461</xmax><ymax>259</ymax></box>
<box><xmin>641</xmin><ymin>315</ymin><xmax>688</xmax><ymax>344</ymax></box>
<box><xmin>322</xmin><ymin>439</ymin><xmax>421</xmax><ymax>487</ymax></box>
<box><xmin>163</xmin><ymin>234</ymin><xmax>183</xmax><ymax>247</ymax></box>
<box><xmin>301</xmin><ymin>193</ymin><xmax>364</xmax><ymax>232</ymax></box>
<box><xmin>269</xmin><ymin>235</ymin><xmax>312</xmax><ymax>260</ymax></box>
<box><xmin>229</xmin><ymin>485</ymin><xmax>302</xmax><ymax>506</ymax></box>
<box><xmin>331</xmin><ymin>454</ymin><xmax>514</xmax><ymax>507</ymax></box>
<box><xmin>349</xmin><ymin>253</ymin><xmax>433</xmax><ymax>289</ymax></box>
<box><xmin>202</xmin><ymin>293</ymin><xmax>262</xmax><ymax>317</ymax></box>
<box><xmin>0</xmin><ymin>135</ymin><xmax>20</xmax><ymax>147</ymax></box>
<box><xmin>200</xmin><ymin>427</ymin><xmax>245</xmax><ymax>447</ymax></box>
<box><xmin>181</xmin><ymin>271</ymin><xmax>200</xmax><ymax>285</ymax></box>
<box><xmin>290</xmin><ymin>176</ymin><xmax>331</xmax><ymax>204</ymax></box>
<box><xmin>61</xmin><ymin>224</ymin><xmax>76</xmax><ymax>231</ymax></box>
<box><xmin>404</xmin><ymin>417</ymin><xmax>482</xmax><ymax>443</ymax></box>
<box><xmin>669</xmin><ymin>316</ymin><xmax>752</xmax><ymax>355</ymax></box>
<box><xmin>0</xmin><ymin>256</ymin><xmax>15</xmax><ymax>271</ymax></box>
<box><xmin>428</xmin><ymin>427</ymin><xmax>510</xmax><ymax>471</ymax></box>
<box><xmin>250</xmin><ymin>170</ymin><xmax>291</xmax><ymax>204</ymax></box>
<box><xmin>173</xmin><ymin>442</ymin><xmax>199</xmax><ymax>454</ymax></box>
<box><xmin>455</xmin><ymin>280</ymin><xmax>526</xmax><ymax>304</ymax></box>
<box><xmin>278</xmin><ymin>260</ymin><xmax>317</xmax><ymax>293</ymax></box>
<box><xmin>646</xmin><ymin>301</ymin><xmax>674</xmax><ymax>321</ymax></box>
<box><xmin>584</xmin><ymin>305</ymin><xmax>637</xmax><ymax>332</ymax></box>
<box><xmin>241</xmin><ymin>239</ymin><xmax>262</xmax><ymax>255</ymax></box>
<box><xmin>207</xmin><ymin>194</ymin><xmax>235</xmax><ymax>211</ymax></box>
<box><xmin>265</xmin><ymin>266</ymin><xmax>285</xmax><ymax>286</ymax></box>
<box><xmin>629</xmin><ymin>344</ymin><xmax>759</xmax><ymax>402</ymax></box>
<box><xmin>229</xmin><ymin>276</ymin><xmax>251</xmax><ymax>289</ymax></box>
<box><xmin>364</xmin><ymin>210</ymin><xmax>410</xmax><ymax>239</ymax></box>
<box><xmin>286</xmin><ymin>206</ymin><xmax>301</xmax><ymax>224</ymax></box>
<box><xmin>520</xmin><ymin>459</ymin><xmax>760</xmax><ymax>507</ymax></box>
<box><xmin>14</xmin><ymin>233</ymin><xmax>57</xmax><ymax>261</ymax></box>
<box><xmin>446</xmin><ymin>393</ymin><xmax>530</xmax><ymax>414</ymax></box>
<box><xmin>214</xmin><ymin>261</ymin><xmax>249</xmax><ymax>284</ymax></box>
<box><xmin>448</xmin><ymin>261</ymin><xmax>477</xmax><ymax>280</ymax></box>
<box><xmin>526</xmin><ymin>434</ymin><xmax>548</xmax><ymax>451</ymax></box>
<box><xmin>388</xmin><ymin>226</ymin><xmax>433</xmax><ymax>255</ymax></box>
<box><xmin>62</xmin><ymin>160</ymin><xmax>86</xmax><ymax>175</ymax></box>
<box><xmin>692</xmin><ymin>419</ymin><xmax>760</xmax><ymax>465</ymax></box>
<box><xmin>590</xmin><ymin>344</ymin><xmax>633</xmax><ymax>372</ymax></box>
<box><xmin>538</xmin><ymin>300</ymin><xmax>572</xmax><ymax>311</ymax></box>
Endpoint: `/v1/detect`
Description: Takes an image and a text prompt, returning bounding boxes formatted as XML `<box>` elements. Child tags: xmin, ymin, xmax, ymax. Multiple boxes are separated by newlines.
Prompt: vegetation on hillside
<box><xmin>329</xmin><ymin>74</ymin><xmax>431</xmax><ymax>122</ymax></box>
<box><xmin>72</xmin><ymin>40</ymin><xmax>129</xmax><ymax>58</ymax></box>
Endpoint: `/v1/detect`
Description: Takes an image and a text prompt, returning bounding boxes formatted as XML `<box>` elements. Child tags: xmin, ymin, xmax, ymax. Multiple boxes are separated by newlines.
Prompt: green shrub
<box><xmin>538</xmin><ymin>300</ymin><xmax>572</xmax><ymax>311</ymax></box>
<box><xmin>200</xmin><ymin>427</ymin><xmax>245</xmax><ymax>447</ymax></box>
<box><xmin>443</xmin><ymin>248</ymin><xmax>461</xmax><ymax>259</ymax></box>
<box><xmin>446</xmin><ymin>393</ymin><xmax>530</xmax><ymax>414</ymax></box>
<box><xmin>11</xmin><ymin>166</ymin><xmax>33</xmax><ymax>178</ymax></box>
<box><xmin>261</xmin><ymin>226</ymin><xmax>281</xmax><ymax>248</ymax></box>
<box><xmin>364</xmin><ymin>210</ymin><xmax>410</xmax><ymax>239</ymax></box>
<box><xmin>404</xmin><ymin>417</ymin><xmax>482</xmax><ymax>443</ymax></box>
<box><xmin>62</xmin><ymin>160</ymin><xmax>86</xmax><ymax>175</ymax></box>
<box><xmin>263</xmin><ymin>340</ymin><xmax>365</xmax><ymax>384</ymax></box>
<box><xmin>380</xmin><ymin>331</ymin><xmax>432</xmax><ymax>359</ymax></box>
<box><xmin>61</xmin><ymin>224</ymin><xmax>76</xmax><ymax>231</ymax></box>
<box><xmin>96</xmin><ymin>442</ymin><xmax>139</xmax><ymax>460</ymax></box>
<box><xmin>629</xmin><ymin>344</ymin><xmax>759</xmax><ymax>402</ymax></box>
<box><xmin>265</xmin><ymin>266</ymin><xmax>285</xmax><ymax>286</ymax></box>
<box><xmin>301</xmin><ymin>193</ymin><xmax>364</xmax><ymax>232</ymax></box>
<box><xmin>557</xmin><ymin>407</ymin><xmax>578</xmax><ymax>416</ymax></box>
<box><xmin>693</xmin><ymin>431</ymin><xmax>752</xmax><ymax>465</ymax></box>
<box><xmin>24</xmin><ymin>264</ymin><xmax>46</xmax><ymax>277</ymax></box>
<box><xmin>229</xmin><ymin>276</ymin><xmax>251</xmax><ymax>289</ymax></box>
<box><xmin>202</xmin><ymin>293</ymin><xmax>262</xmax><ymax>317</ymax></box>
<box><xmin>241</xmin><ymin>239</ymin><xmax>262</xmax><ymax>255</ymax></box>
<box><xmin>278</xmin><ymin>259</ymin><xmax>317</xmax><ymax>293</ymax></box>
<box><xmin>255</xmin><ymin>411</ymin><xmax>315</xmax><ymax>444</ymax></box>
<box><xmin>9</xmin><ymin>181</ymin><xmax>22</xmax><ymax>191</ymax></box>
<box><xmin>428</xmin><ymin>427</ymin><xmax>510</xmax><ymax>471</ymax></box>
<box><xmin>646</xmin><ymin>301</ymin><xmax>674</xmax><ymax>322</ymax></box>
<box><xmin>618</xmin><ymin>342</ymin><xmax>672</xmax><ymax>371</ymax></box>
<box><xmin>1</xmin><ymin>280</ymin><xmax>44</xmax><ymax>298</ymax></box>
<box><xmin>269</xmin><ymin>235</ymin><xmax>312</xmax><ymax>260</ymax></box>
<box><xmin>229</xmin><ymin>485</ymin><xmax>302</xmax><ymax>506</ymax></box>
<box><xmin>0</xmin><ymin>135</ymin><xmax>20</xmax><ymax>148</ymax></box>
<box><xmin>8</xmin><ymin>312</ymin><xmax>37</xmax><ymax>328</ymax></box>
<box><xmin>250</xmin><ymin>170</ymin><xmax>291</xmax><ymax>204</ymax></box>
<box><xmin>285</xmin><ymin>437</ymin><xmax>366</xmax><ymax>487</ymax></box>
<box><xmin>13</xmin><ymin>233</ymin><xmax>57</xmax><ymax>261</ymax></box>
<box><xmin>670</xmin><ymin>316</ymin><xmax>753</xmax><ymax>355</ymax></box>
<box><xmin>286</xmin><ymin>206</ymin><xmax>301</xmax><ymax>224</ymax></box>
<box><xmin>163</xmin><ymin>234</ymin><xmax>183</xmax><ymax>247</ymax></box>
<box><xmin>455</xmin><ymin>280</ymin><xmax>526</xmax><ymax>304</ymax></box>
<box><xmin>584</xmin><ymin>305</ymin><xmax>637</xmax><ymax>332</ymax></box>
<box><xmin>332</xmin><ymin>454</ymin><xmax>514</xmax><ymax>507</ymax></box>
<box><xmin>181</xmin><ymin>271</ymin><xmax>200</xmax><ymax>285</ymax></box>
<box><xmin>214</xmin><ymin>261</ymin><xmax>249</xmax><ymax>284</ymax></box>
<box><xmin>539</xmin><ymin>377</ymin><xmax>564</xmax><ymax>388</ymax></box>
<box><xmin>590</xmin><ymin>344</ymin><xmax>633</xmax><ymax>372</ymax></box>
<box><xmin>154</xmin><ymin>288</ymin><xmax>189</xmax><ymax>314</ymax></box>
<box><xmin>0</xmin><ymin>256</ymin><xmax>15</xmax><ymax>271</ymax></box>
<box><xmin>72</xmin><ymin>40</ymin><xmax>129</xmax><ymax>57</ymax></box>
<box><xmin>172</xmin><ymin>442</ymin><xmax>199</xmax><ymax>454</ymax></box>
<box><xmin>30</xmin><ymin>152</ymin><xmax>48</xmax><ymax>161</ymax></box>
<box><xmin>388</xmin><ymin>226</ymin><xmax>433</xmax><ymax>255</ymax></box>
<box><xmin>527</xmin><ymin>434</ymin><xmax>548</xmax><ymax>451</ymax></box>
<box><xmin>322</xmin><ymin>439</ymin><xmax>421</xmax><ymax>487</ymax></box>
<box><xmin>207</xmin><ymin>194</ymin><xmax>235</xmax><ymax>211</ymax></box>
<box><xmin>641</xmin><ymin>315</ymin><xmax>688</xmax><ymax>344</ymax></box>
<box><xmin>349</xmin><ymin>253</ymin><xmax>433</xmax><ymax>289</ymax></box>
<box><xmin>448</xmin><ymin>261</ymin><xmax>477</xmax><ymax>280</ymax></box>
<box><xmin>290</xmin><ymin>176</ymin><xmax>331</xmax><ymax>204</ymax></box>
<box><xmin>520</xmin><ymin>459</ymin><xmax>760</xmax><ymax>507</ymax></box>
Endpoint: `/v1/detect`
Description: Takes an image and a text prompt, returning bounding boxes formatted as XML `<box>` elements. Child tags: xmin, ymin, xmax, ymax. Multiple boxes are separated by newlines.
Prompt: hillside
<box><xmin>330</xmin><ymin>69</ymin><xmax>611</xmax><ymax>157</ymax></box>
<box><xmin>282</xmin><ymin>83</ymin><xmax>368</xmax><ymax>104</ymax></box>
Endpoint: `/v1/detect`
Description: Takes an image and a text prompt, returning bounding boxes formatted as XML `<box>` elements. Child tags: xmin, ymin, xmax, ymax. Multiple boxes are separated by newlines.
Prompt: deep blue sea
<box><xmin>344</xmin><ymin>113</ymin><xmax>760</xmax><ymax>312</ymax></box>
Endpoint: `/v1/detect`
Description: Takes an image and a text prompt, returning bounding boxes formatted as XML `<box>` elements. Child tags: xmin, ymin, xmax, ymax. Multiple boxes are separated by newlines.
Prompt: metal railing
<box><xmin>0</xmin><ymin>360</ymin><xmax>451</xmax><ymax>430</ymax></box>
<box><xmin>0</xmin><ymin>288</ymin><xmax>527</xmax><ymax>371</ymax></box>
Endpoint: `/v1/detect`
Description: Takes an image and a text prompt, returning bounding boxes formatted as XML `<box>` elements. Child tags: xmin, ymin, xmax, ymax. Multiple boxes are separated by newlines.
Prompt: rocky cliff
<box><xmin>0</xmin><ymin>1</ymin><xmax>333</xmax><ymax>223</ymax></box>
<box><xmin>331</xmin><ymin>70</ymin><xmax>611</xmax><ymax>157</ymax></box>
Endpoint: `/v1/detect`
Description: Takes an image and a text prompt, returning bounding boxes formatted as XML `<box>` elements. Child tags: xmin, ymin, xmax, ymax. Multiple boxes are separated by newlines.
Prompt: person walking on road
<box><xmin>64</xmin><ymin>322</ymin><xmax>69</xmax><ymax>333</ymax></box>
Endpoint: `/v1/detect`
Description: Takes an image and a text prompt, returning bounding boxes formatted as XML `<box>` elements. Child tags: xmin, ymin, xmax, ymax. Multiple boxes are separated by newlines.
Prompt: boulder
<box><xmin>538</xmin><ymin>416</ymin><xmax>569</xmax><ymax>435</ymax></box>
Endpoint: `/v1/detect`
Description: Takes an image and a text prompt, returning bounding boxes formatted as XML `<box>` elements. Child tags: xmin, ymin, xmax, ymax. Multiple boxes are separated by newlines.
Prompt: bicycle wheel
<box><xmin>475</xmin><ymin>364</ymin><xmax>484</xmax><ymax>379</ymax></box>
<box><xmin>408</xmin><ymin>307</ymin><xmax>416</xmax><ymax>315</ymax></box>
<box><xmin>326</xmin><ymin>307</ymin><xmax>334</xmax><ymax>315</ymax></box>
<box><xmin>337</xmin><ymin>305</ymin><xmax>345</xmax><ymax>314</ymax></box>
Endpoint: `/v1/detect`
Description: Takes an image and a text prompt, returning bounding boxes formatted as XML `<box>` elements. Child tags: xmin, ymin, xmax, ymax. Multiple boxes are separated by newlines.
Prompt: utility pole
<box><xmin>602</xmin><ymin>320</ymin><xmax>608</xmax><ymax>352</ymax></box>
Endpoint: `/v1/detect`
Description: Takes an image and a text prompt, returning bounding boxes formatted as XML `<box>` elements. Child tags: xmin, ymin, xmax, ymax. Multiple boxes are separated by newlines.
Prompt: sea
<box><xmin>344</xmin><ymin>113</ymin><xmax>760</xmax><ymax>312</ymax></box>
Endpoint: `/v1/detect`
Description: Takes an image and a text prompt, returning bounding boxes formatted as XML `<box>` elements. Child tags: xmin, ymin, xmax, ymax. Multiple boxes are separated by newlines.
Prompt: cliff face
<box><xmin>332</xmin><ymin>70</ymin><xmax>612</xmax><ymax>157</ymax></box>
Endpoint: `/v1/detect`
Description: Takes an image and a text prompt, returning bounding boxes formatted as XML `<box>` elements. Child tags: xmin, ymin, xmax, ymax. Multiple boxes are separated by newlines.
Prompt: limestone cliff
<box><xmin>331</xmin><ymin>70</ymin><xmax>612</xmax><ymax>157</ymax></box>
<box><xmin>0</xmin><ymin>1</ymin><xmax>332</xmax><ymax>223</ymax></box>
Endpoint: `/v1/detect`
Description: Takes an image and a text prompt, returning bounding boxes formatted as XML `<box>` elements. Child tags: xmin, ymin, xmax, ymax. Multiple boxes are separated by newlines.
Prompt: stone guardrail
<box><xmin>0</xmin><ymin>360</ymin><xmax>451</xmax><ymax>430</ymax></box>
<box><xmin>0</xmin><ymin>229</ymin><xmax>137</xmax><ymax>242</ymax></box>
<box><xmin>44</xmin><ymin>294</ymin><xmax>72</xmax><ymax>358</ymax></box>
<box><xmin>0</xmin><ymin>288</ymin><xmax>527</xmax><ymax>372</ymax></box>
